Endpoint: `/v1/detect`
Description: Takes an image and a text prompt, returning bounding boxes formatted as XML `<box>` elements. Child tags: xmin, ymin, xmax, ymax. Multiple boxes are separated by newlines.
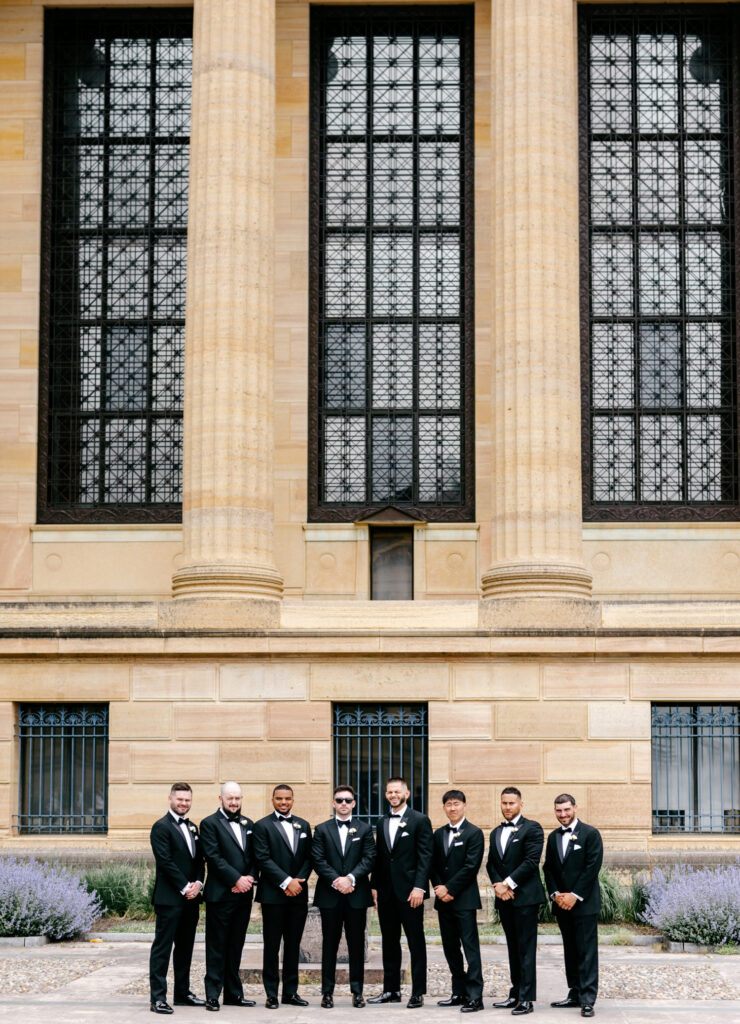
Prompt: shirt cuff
<box><xmin>504</xmin><ymin>876</ymin><xmax>517</xmax><ymax>890</ymax></box>
<box><xmin>280</xmin><ymin>877</ymin><xmax>292</xmax><ymax>890</ymax></box>
<box><xmin>572</xmin><ymin>892</ymin><xmax>583</xmax><ymax>901</ymax></box>
<box><xmin>180</xmin><ymin>884</ymin><xmax>189</xmax><ymax>895</ymax></box>
<box><xmin>348</xmin><ymin>874</ymin><xmax>356</xmax><ymax>886</ymax></box>
<box><xmin>550</xmin><ymin>891</ymin><xmax>560</xmax><ymax>899</ymax></box>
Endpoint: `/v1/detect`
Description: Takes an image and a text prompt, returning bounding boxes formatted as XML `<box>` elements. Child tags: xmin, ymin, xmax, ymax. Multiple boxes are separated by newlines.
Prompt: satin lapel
<box><xmin>328</xmin><ymin>821</ymin><xmax>344</xmax><ymax>859</ymax></box>
<box><xmin>495</xmin><ymin>826</ymin><xmax>504</xmax><ymax>859</ymax></box>
<box><xmin>563</xmin><ymin>832</ymin><xmax>575</xmax><ymax>863</ymax></box>
<box><xmin>273</xmin><ymin>816</ymin><xmax>295</xmax><ymax>854</ymax></box>
<box><xmin>556</xmin><ymin>832</ymin><xmax>565</xmax><ymax>864</ymax></box>
<box><xmin>219</xmin><ymin>813</ymin><xmax>244</xmax><ymax>852</ymax></box>
<box><xmin>383</xmin><ymin>815</ymin><xmax>391</xmax><ymax>851</ymax></box>
<box><xmin>170</xmin><ymin>816</ymin><xmax>193</xmax><ymax>856</ymax></box>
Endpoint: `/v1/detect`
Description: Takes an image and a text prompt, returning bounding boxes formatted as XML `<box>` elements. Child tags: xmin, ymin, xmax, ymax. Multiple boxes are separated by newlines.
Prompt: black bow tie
<box><xmin>337</xmin><ymin>820</ymin><xmax>350</xmax><ymax>828</ymax></box>
<box><xmin>448</xmin><ymin>823</ymin><xmax>458</xmax><ymax>831</ymax></box>
<box><xmin>278</xmin><ymin>815</ymin><xmax>294</xmax><ymax>823</ymax></box>
<box><xmin>391</xmin><ymin>813</ymin><xmax>403</xmax><ymax>818</ymax></box>
<box><xmin>501</xmin><ymin>821</ymin><xmax>516</xmax><ymax>828</ymax></box>
<box><xmin>224</xmin><ymin>810</ymin><xmax>242</xmax><ymax>823</ymax></box>
<box><xmin>560</xmin><ymin>826</ymin><xmax>572</xmax><ymax>834</ymax></box>
<box><xmin>177</xmin><ymin>817</ymin><xmax>189</xmax><ymax>826</ymax></box>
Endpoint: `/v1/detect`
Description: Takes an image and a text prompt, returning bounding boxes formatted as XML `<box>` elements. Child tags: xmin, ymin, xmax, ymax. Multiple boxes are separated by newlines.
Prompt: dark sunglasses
<box><xmin>334</xmin><ymin>796</ymin><xmax>354</xmax><ymax>804</ymax></box>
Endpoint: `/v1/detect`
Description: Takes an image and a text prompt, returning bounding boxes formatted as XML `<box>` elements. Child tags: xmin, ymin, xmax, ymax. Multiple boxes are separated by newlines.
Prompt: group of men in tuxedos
<box><xmin>148</xmin><ymin>779</ymin><xmax>602</xmax><ymax>1018</ymax></box>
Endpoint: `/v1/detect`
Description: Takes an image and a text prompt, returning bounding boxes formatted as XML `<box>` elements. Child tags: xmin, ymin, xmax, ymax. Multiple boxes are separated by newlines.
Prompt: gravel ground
<box><xmin>0</xmin><ymin>956</ymin><xmax>117</xmax><ymax>995</ymax></box>
<box><xmin>598</xmin><ymin>962</ymin><xmax>739</xmax><ymax>1000</ymax></box>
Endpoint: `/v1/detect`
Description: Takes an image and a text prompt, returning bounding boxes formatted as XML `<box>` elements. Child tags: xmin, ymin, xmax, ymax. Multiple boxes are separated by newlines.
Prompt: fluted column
<box><xmin>172</xmin><ymin>0</ymin><xmax>283</xmax><ymax>602</ymax></box>
<box><xmin>480</xmin><ymin>0</ymin><xmax>592</xmax><ymax>601</ymax></box>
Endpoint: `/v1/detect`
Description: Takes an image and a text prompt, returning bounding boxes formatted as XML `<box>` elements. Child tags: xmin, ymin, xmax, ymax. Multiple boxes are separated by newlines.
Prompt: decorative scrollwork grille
<box><xmin>39</xmin><ymin>10</ymin><xmax>192</xmax><ymax>522</ymax></box>
<box><xmin>16</xmin><ymin>704</ymin><xmax>109</xmax><ymax>834</ymax></box>
<box><xmin>651</xmin><ymin>704</ymin><xmax>740</xmax><ymax>833</ymax></box>
<box><xmin>333</xmin><ymin>703</ymin><xmax>427</xmax><ymax>824</ymax></box>
<box><xmin>309</xmin><ymin>7</ymin><xmax>474</xmax><ymax>521</ymax></box>
<box><xmin>581</xmin><ymin>6</ymin><xmax>740</xmax><ymax>519</ymax></box>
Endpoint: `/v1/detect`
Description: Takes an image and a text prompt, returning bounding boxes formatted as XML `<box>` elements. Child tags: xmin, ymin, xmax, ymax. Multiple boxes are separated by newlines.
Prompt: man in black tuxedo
<box><xmin>431</xmin><ymin>789</ymin><xmax>485</xmax><ymax>1013</ymax></box>
<box><xmin>312</xmin><ymin>784</ymin><xmax>376</xmax><ymax>1008</ymax></box>
<box><xmin>544</xmin><ymin>794</ymin><xmax>603</xmax><ymax>1019</ymax></box>
<box><xmin>199</xmin><ymin>781</ymin><xmax>258</xmax><ymax>1011</ymax></box>
<box><xmin>149</xmin><ymin>782</ymin><xmax>206</xmax><ymax>1014</ymax></box>
<box><xmin>253</xmin><ymin>784</ymin><xmax>313</xmax><ymax>1008</ymax></box>
<box><xmin>369</xmin><ymin>776</ymin><xmax>433</xmax><ymax>1009</ymax></box>
<box><xmin>486</xmin><ymin>786</ymin><xmax>545</xmax><ymax>1017</ymax></box>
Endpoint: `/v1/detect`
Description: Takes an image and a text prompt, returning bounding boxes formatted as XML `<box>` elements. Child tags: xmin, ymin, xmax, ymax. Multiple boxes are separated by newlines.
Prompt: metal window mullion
<box><xmin>145</xmin><ymin>33</ymin><xmax>157</xmax><ymax>505</ymax></box>
<box><xmin>98</xmin><ymin>36</ymin><xmax>113</xmax><ymax>507</ymax></box>
<box><xmin>411</xmin><ymin>28</ymin><xmax>420</xmax><ymax>504</ymax></box>
<box><xmin>366</xmin><ymin>23</ymin><xmax>375</xmax><ymax>505</ymax></box>
<box><xmin>630</xmin><ymin>21</ymin><xmax>642</xmax><ymax>503</ymax></box>
<box><xmin>676</xmin><ymin>26</ymin><xmax>689</xmax><ymax>503</ymax></box>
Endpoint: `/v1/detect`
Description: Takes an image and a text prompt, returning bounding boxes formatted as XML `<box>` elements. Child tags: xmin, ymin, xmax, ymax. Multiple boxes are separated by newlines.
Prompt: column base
<box><xmin>160</xmin><ymin>595</ymin><xmax>281</xmax><ymax>630</ymax></box>
<box><xmin>480</xmin><ymin>560</ymin><xmax>593</xmax><ymax>600</ymax></box>
<box><xmin>478</xmin><ymin>595</ymin><xmax>601</xmax><ymax>630</ymax></box>
<box><xmin>171</xmin><ymin>562</ymin><xmax>284</xmax><ymax>600</ymax></box>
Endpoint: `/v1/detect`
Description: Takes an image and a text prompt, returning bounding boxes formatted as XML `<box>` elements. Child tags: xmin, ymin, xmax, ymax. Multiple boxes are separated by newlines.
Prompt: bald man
<box><xmin>199</xmin><ymin>783</ymin><xmax>258</xmax><ymax>1010</ymax></box>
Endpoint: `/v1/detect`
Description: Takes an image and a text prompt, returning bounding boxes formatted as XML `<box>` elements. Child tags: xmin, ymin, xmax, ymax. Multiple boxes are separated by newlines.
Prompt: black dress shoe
<box><xmin>224</xmin><ymin>997</ymin><xmax>257</xmax><ymax>1007</ymax></box>
<box><xmin>367</xmin><ymin>992</ymin><xmax>402</xmax><ymax>1004</ymax></box>
<box><xmin>321</xmin><ymin>995</ymin><xmax>334</xmax><ymax>1009</ymax></box>
<box><xmin>353</xmin><ymin>995</ymin><xmax>366</xmax><ymax>1008</ymax></box>
<box><xmin>282</xmin><ymin>995</ymin><xmax>309</xmax><ymax>1006</ymax></box>
<box><xmin>461</xmin><ymin>999</ymin><xmax>484</xmax><ymax>1013</ymax></box>
<box><xmin>407</xmin><ymin>996</ymin><xmax>424</xmax><ymax>1009</ymax></box>
<box><xmin>511</xmin><ymin>1003</ymin><xmax>533</xmax><ymax>1016</ymax></box>
<box><xmin>438</xmin><ymin>995</ymin><xmax>466</xmax><ymax>1006</ymax></box>
<box><xmin>265</xmin><ymin>997</ymin><xmax>279</xmax><ymax>1009</ymax></box>
<box><xmin>493</xmin><ymin>999</ymin><xmax>518</xmax><ymax>1010</ymax></box>
<box><xmin>551</xmin><ymin>997</ymin><xmax>580</xmax><ymax>1009</ymax></box>
<box><xmin>151</xmin><ymin>1003</ymin><xmax>174</xmax><ymax>1015</ymax></box>
<box><xmin>581</xmin><ymin>1007</ymin><xmax>594</xmax><ymax>1018</ymax></box>
<box><xmin>175</xmin><ymin>992</ymin><xmax>207</xmax><ymax>1006</ymax></box>
<box><xmin>205</xmin><ymin>1000</ymin><xmax>220</xmax><ymax>1012</ymax></box>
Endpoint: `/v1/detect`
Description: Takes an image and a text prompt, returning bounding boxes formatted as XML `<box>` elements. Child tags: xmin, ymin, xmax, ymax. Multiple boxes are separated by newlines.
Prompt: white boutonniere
<box><xmin>510</xmin><ymin>826</ymin><xmax>519</xmax><ymax>834</ymax></box>
<box><xmin>239</xmin><ymin>818</ymin><xmax>248</xmax><ymax>827</ymax></box>
<box><xmin>569</xmin><ymin>833</ymin><xmax>578</xmax><ymax>843</ymax></box>
<box><xmin>293</xmin><ymin>821</ymin><xmax>301</xmax><ymax>831</ymax></box>
<box><xmin>348</xmin><ymin>827</ymin><xmax>357</xmax><ymax>835</ymax></box>
<box><xmin>452</xmin><ymin>831</ymin><xmax>462</xmax><ymax>840</ymax></box>
<box><xmin>188</xmin><ymin>824</ymin><xmax>197</xmax><ymax>834</ymax></box>
<box><xmin>398</xmin><ymin>820</ymin><xmax>407</xmax><ymax>829</ymax></box>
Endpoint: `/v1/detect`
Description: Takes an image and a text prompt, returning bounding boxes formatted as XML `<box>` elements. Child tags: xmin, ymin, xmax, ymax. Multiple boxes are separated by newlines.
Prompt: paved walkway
<box><xmin>1</xmin><ymin>940</ymin><xmax>740</xmax><ymax>1024</ymax></box>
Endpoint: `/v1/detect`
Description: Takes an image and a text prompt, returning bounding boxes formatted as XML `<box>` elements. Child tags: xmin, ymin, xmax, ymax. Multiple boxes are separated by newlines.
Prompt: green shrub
<box><xmin>82</xmin><ymin>861</ymin><xmax>154</xmax><ymax>919</ymax></box>
<box><xmin>622</xmin><ymin>872</ymin><xmax>649</xmax><ymax>924</ymax></box>
<box><xmin>597</xmin><ymin>866</ymin><xmax>623</xmax><ymax>923</ymax></box>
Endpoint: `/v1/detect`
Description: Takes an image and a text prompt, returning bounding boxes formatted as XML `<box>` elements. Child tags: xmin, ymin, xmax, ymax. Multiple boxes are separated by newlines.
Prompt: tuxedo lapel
<box><xmin>218</xmin><ymin>812</ymin><xmax>244</xmax><ymax>852</ymax></box>
<box><xmin>382</xmin><ymin>814</ymin><xmax>391</xmax><ymax>851</ymax></box>
<box><xmin>169</xmin><ymin>815</ymin><xmax>193</xmax><ymax>856</ymax></box>
<box><xmin>273</xmin><ymin>815</ymin><xmax>295</xmax><ymax>854</ymax></box>
<box><xmin>555</xmin><ymin>831</ymin><xmax>565</xmax><ymax>864</ymax></box>
<box><xmin>495</xmin><ymin>826</ymin><xmax>504</xmax><ymax>859</ymax></box>
<box><xmin>328</xmin><ymin>820</ymin><xmax>344</xmax><ymax>859</ymax></box>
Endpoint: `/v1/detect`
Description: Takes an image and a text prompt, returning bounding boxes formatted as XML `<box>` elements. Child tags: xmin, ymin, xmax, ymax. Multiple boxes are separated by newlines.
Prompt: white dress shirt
<box><xmin>551</xmin><ymin>818</ymin><xmax>583</xmax><ymax>901</ymax></box>
<box><xmin>446</xmin><ymin>816</ymin><xmax>466</xmax><ymax>850</ymax></box>
<box><xmin>220</xmin><ymin>807</ymin><xmax>244</xmax><ymax>849</ymax></box>
<box><xmin>277</xmin><ymin>813</ymin><xmax>297</xmax><ymax>890</ymax></box>
<box><xmin>170</xmin><ymin>808</ymin><xmax>194</xmax><ymax>856</ymax></box>
<box><xmin>500</xmin><ymin>814</ymin><xmax>521</xmax><ymax>890</ymax></box>
<box><xmin>388</xmin><ymin>807</ymin><xmax>406</xmax><ymax>848</ymax></box>
<box><xmin>336</xmin><ymin>816</ymin><xmax>351</xmax><ymax>854</ymax></box>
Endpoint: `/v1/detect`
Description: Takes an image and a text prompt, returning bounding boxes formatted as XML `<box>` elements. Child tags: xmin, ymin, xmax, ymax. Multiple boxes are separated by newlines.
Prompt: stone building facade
<box><xmin>0</xmin><ymin>0</ymin><xmax>739</xmax><ymax>865</ymax></box>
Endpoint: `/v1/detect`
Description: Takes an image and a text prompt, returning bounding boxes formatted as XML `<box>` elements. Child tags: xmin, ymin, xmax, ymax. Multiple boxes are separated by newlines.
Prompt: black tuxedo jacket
<box><xmin>486</xmin><ymin>816</ymin><xmax>545</xmax><ymax>907</ymax></box>
<box><xmin>543</xmin><ymin>820</ymin><xmax>603</xmax><ymax>916</ymax></box>
<box><xmin>150</xmin><ymin>812</ymin><xmax>205</xmax><ymax>906</ymax></box>
<box><xmin>371</xmin><ymin>806</ymin><xmax>433</xmax><ymax>901</ymax></box>
<box><xmin>430</xmin><ymin>819</ymin><xmax>484</xmax><ymax>911</ymax></box>
<box><xmin>312</xmin><ymin>818</ymin><xmax>375</xmax><ymax>909</ymax></box>
<box><xmin>199</xmin><ymin>810</ymin><xmax>257</xmax><ymax>903</ymax></box>
<box><xmin>253</xmin><ymin>812</ymin><xmax>313</xmax><ymax>905</ymax></box>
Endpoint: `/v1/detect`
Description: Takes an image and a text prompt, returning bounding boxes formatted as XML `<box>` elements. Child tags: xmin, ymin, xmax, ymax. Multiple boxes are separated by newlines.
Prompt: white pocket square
<box><xmin>574</xmin><ymin>844</ymin><xmax>582</xmax><ymax>850</ymax></box>
<box><xmin>401</xmin><ymin>832</ymin><xmax>411</xmax><ymax>838</ymax></box>
<box><xmin>352</xmin><ymin>837</ymin><xmax>360</xmax><ymax>842</ymax></box>
<box><xmin>512</xmin><ymin>839</ymin><xmax>519</xmax><ymax>844</ymax></box>
<box><xmin>300</xmin><ymin>833</ymin><xmax>307</xmax><ymax>839</ymax></box>
<box><xmin>246</xmin><ymin>830</ymin><xmax>253</xmax><ymax>835</ymax></box>
<box><xmin>454</xmin><ymin>841</ymin><xmax>463</xmax><ymax>847</ymax></box>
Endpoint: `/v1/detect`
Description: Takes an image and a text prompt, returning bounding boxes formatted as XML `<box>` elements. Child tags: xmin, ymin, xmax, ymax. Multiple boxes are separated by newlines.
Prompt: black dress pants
<box><xmin>319</xmin><ymin>904</ymin><xmax>367</xmax><ymax>995</ymax></box>
<box><xmin>555</xmin><ymin>909</ymin><xmax>598</xmax><ymax>1006</ymax></box>
<box><xmin>498</xmin><ymin>902</ymin><xmax>539</xmax><ymax>1002</ymax></box>
<box><xmin>261</xmin><ymin>902</ymin><xmax>309</xmax><ymax>1000</ymax></box>
<box><xmin>149</xmin><ymin>900</ymin><xmax>200</xmax><ymax>1003</ymax></box>
<box><xmin>377</xmin><ymin>894</ymin><xmax>427</xmax><ymax>997</ymax></box>
<box><xmin>204</xmin><ymin>896</ymin><xmax>252</xmax><ymax>1002</ymax></box>
<box><xmin>437</xmin><ymin>905</ymin><xmax>483</xmax><ymax>1001</ymax></box>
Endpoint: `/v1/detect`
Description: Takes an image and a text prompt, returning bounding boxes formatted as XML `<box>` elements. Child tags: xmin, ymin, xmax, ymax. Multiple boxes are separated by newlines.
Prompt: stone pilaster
<box><xmin>481</xmin><ymin>0</ymin><xmax>592</xmax><ymax>604</ymax></box>
<box><xmin>172</xmin><ymin>0</ymin><xmax>283</xmax><ymax>609</ymax></box>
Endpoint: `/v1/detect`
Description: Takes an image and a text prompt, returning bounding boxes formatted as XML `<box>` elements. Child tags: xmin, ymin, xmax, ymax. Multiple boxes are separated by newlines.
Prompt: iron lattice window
<box><xmin>652</xmin><ymin>704</ymin><xmax>740</xmax><ymax>833</ymax></box>
<box><xmin>309</xmin><ymin>8</ymin><xmax>474</xmax><ymax>522</ymax></box>
<box><xmin>38</xmin><ymin>11</ymin><xmax>192</xmax><ymax>523</ymax></box>
<box><xmin>333</xmin><ymin>703</ymin><xmax>427</xmax><ymax>825</ymax></box>
<box><xmin>16</xmin><ymin>704</ymin><xmax>109</xmax><ymax>834</ymax></box>
<box><xmin>580</xmin><ymin>6</ymin><xmax>740</xmax><ymax>520</ymax></box>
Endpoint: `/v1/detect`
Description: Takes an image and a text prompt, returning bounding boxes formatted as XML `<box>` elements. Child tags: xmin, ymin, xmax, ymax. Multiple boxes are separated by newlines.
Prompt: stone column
<box><xmin>172</xmin><ymin>0</ymin><xmax>283</xmax><ymax>611</ymax></box>
<box><xmin>480</xmin><ymin>0</ymin><xmax>592</xmax><ymax>606</ymax></box>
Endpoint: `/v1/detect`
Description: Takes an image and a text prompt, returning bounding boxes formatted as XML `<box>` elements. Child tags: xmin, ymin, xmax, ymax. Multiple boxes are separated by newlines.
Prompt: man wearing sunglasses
<box><xmin>312</xmin><ymin>786</ymin><xmax>376</xmax><ymax>1008</ymax></box>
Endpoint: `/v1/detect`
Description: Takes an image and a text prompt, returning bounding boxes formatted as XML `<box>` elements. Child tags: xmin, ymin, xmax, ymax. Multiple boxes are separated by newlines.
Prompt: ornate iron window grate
<box><xmin>333</xmin><ymin>703</ymin><xmax>427</xmax><ymax>825</ymax></box>
<box><xmin>309</xmin><ymin>7</ymin><xmax>474</xmax><ymax>522</ymax></box>
<box><xmin>38</xmin><ymin>10</ymin><xmax>192</xmax><ymax>522</ymax></box>
<box><xmin>652</xmin><ymin>704</ymin><xmax>740</xmax><ymax>833</ymax></box>
<box><xmin>16</xmin><ymin>704</ymin><xmax>109</xmax><ymax>834</ymax></box>
<box><xmin>580</xmin><ymin>6</ymin><xmax>740</xmax><ymax>520</ymax></box>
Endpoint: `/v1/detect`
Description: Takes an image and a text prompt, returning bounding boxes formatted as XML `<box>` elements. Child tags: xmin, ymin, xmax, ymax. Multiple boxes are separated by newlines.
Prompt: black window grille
<box><xmin>580</xmin><ymin>6</ymin><xmax>740</xmax><ymax>520</ymax></box>
<box><xmin>309</xmin><ymin>7</ymin><xmax>474</xmax><ymax>522</ymax></box>
<box><xmin>652</xmin><ymin>704</ymin><xmax>740</xmax><ymax>833</ymax></box>
<box><xmin>16</xmin><ymin>704</ymin><xmax>109</xmax><ymax>834</ymax></box>
<box><xmin>39</xmin><ymin>10</ymin><xmax>192</xmax><ymax>523</ymax></box>
<box><xmin>333</xmin><ymin>703</ymin><xmax>427</xmax><ymax>824</ymax></box>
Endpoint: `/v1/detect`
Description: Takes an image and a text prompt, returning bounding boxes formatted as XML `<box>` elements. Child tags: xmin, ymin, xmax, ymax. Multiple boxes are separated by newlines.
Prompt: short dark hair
<box><xmin>170</xmin><ymin>782</ymin><xmax>192</xmax><ymax>794</ymax></box>
<box><xmin>334</xmin><ymin>784</ymin><xmax>356</xmax><ymax>799</ymax></box>
<box><xmin>501</xmin><ymin>786</ymin><xmax>521</xmax><ymax>798</ymax></box>
<box><xmin>554</xmin><ymin>793</ymin><xmax>576</xmax><ymax>806</ymax></box>
<box><xmin>273</xmin><ymin>783</ymin><xmax>294</xmax><ymax>796</ymax></box>
<box><xmin>442</xmin><ymin>789</ymin><xmax>466</xmax><ymax>804</ymax></box>
<box><xmin>385</xmin><ymin>776</ymin><xmax>408</xmax><ymax>789</ymax></box>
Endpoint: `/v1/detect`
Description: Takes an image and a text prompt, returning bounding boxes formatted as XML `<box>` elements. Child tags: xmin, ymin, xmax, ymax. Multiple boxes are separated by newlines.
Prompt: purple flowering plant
<box><xmin>640</xmin><ymin>863</ymin><xmax>740</xmax><ymax>947</ymax></box>
<box><xmin>0</xmin><ymin>856</ymin><xmax>102</xmax><ymax>940</ymax></box>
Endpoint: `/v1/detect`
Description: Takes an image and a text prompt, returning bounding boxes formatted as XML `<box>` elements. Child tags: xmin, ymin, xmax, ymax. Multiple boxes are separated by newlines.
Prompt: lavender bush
<box><xmin>0</xmin><ymin>857</ymin><xmax>102</xmax><ymax>940</ymax></box>
<box><xmin>641</xmin><ymin>863</ymin><xmax>740</xmax><ymax>947</ymax></box>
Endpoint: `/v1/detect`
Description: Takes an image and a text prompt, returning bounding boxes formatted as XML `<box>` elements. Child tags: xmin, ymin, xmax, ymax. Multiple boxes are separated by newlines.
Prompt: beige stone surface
<box><xmin>0</xmin><ymin>785</ymin><xmax>10</xmax><ymax>832</ymax></box>
<box><xmin>452</xmin><ymin>742</ymin><xmax>541</xmax><ymax>783</ymax></box>
<box><xmin>0</xmin><ymin>702</ymin><xmax>12</xmax><ymax>741</ymax></box>
<box><xmin>110</xmin><ymin>703</ymin><xmax>172</xmax><ymax>740</ymax></box>
<box><xmin>305</xmin><ymin>539</ymin><xmax>358</xmax><ymax>597</ymax></box>
<box><xmin>630</xmin><ymin>742</ymin><xmax>651</xmax><ymax>784</ymax></box>
<box><xmin>495</xmin><ymin>701</ymin><xmax>587</xmax><ymax>740</ymax></box>
<box><xmin>429</xmin><ymin>701</ymin><xmax>493</xmax><ymax>739</ymax></box>
<box><xmin>267</xmin><ymin>701</ymin><xmax>330</xmax><ymax>740</ymax></box>
<box><xmin>309</xmin><ymin>741</ymin><xmax>331</xmax><ymax>784</ymax></box>
<box><xmin>0</xmin><ymin>524</ymin><xmax>30</xmax><ymax>588</ymax></box>
<box><xmin>543</xmin><ymin>662</ymin><xmax>629</xmax><ymax>699</ymax></box>
<box><xmin>429</xmin><ymin>783</ymin><xmax>496</xmax><ymax>829</ymax></box>
<box><xmin>108</xmin><ymin>785</ymin><xmax>179</xmax><ymax>830</ymax></box>
<box><xmin>543</xmin><ymin>742</ymin><xmax>630</xmax><ymax>784</ymax></box>
<box><xmin>453</xmin><ymin>661</ymin><xmax>540</xmax><ymax>700</ymax></box>
<box><xmin>588</xmin><ymin>701</ymin><xmax>651</xmax><ymax>740</ymax></box>
<box><xmin>0</xmin><ymin>660</ymin><xmax>129</xmax><ymax>701</ymax></box>
<box><xmin>175</xmin><ymin>702</ymin><xmax>267</xmax><ymax>740</ymax></box>
<box><xmin>429</xmin><ymin>741</ymin><xmax>451</xmax><ymax>784</ymax></box>
<box><xmin>220</xmin><ymin>661</ymin><xmax>309</xmax><ymax>701</ymax></box>
<box><xmin>132</xmin><ymin>742</ymin><xmax>218</xmax><ymax>784</ymax></box>
<box><xmin>423</xmin><ymin>539</ymin><xmax>479</xmax><ymax>597</ymax></box>
<box><xmin>132</xmin><ymin>662</ymin><xmax>216</xmax><ymax>701</ymax></box>
<box><xmin>588</xmin><ymin>784</ymin><xmax>651</xmax><ymax>830</ymax></box>
<box><xmin>310</xmin><ymin>661</ymin><xmax>449</xmax><ymax>701</ymax></box>
<box><xmin>32</xmin><ymin>533</ymin><xmax>180</xmax><ymax>597</ymax></box>
<box><xmin>631</xmin><ymin>661</ymin><xmax>740</xmax><ymax>700</ymax></box>
<box><xmin>220</xmin><ymin>742</ymin><xmax>309</xmax><ymax>783</ymax></box>
<box><xmin>108</xmin><ymin>742</ymin><xmax>130</xmax><ymax>784</ymax></box>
